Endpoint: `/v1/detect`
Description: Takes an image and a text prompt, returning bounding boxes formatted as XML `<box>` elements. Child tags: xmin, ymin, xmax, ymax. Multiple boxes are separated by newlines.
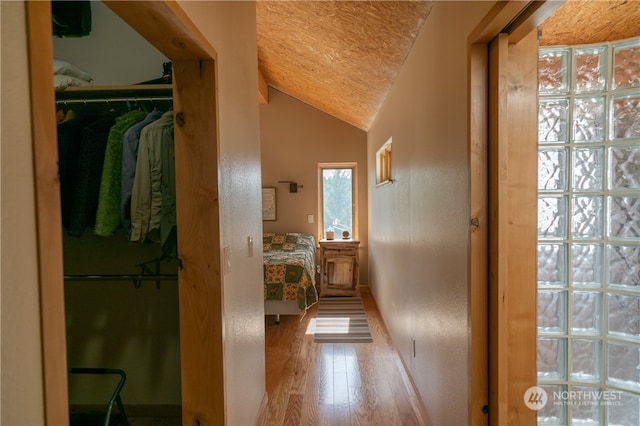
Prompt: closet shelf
<box><xmin>56</xmin><ymin>84</ymin><xmax>173</xmax><ymax>100</ymax></box>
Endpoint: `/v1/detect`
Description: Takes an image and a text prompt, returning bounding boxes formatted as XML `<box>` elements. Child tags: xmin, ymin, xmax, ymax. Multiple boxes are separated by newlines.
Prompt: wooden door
<box><xmin>468</xmin><ymin>2</ymin><xmax>563</xmax><ymax>424</ymax></box>
<box><xmin>26</xmin><ymin>1</ymin><xmax>225</xmax><ymax>424</ymax></box>
<box><xmin>487</xmin><ymin>30</ymin><xmax>539</xmax><ymax>425</ymax></box>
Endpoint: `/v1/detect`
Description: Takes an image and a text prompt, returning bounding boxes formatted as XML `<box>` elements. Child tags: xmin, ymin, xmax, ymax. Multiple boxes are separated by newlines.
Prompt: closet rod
<box><xmin>64</xmin><ymin>274</ymin><xmax>177</xmax><ymax>281</ymax></box>
<box><xmin>65</xmin><ymin>273</ymin><xmax>178</xmax><ymax>289</ymax></box>
<box><xmin>56</xmin><ymin>96</ymin><xmax>173</xmax><ymax>105</ymax></box>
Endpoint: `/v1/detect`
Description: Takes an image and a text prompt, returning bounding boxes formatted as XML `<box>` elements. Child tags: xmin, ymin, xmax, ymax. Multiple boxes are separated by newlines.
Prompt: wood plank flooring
<box><xmin>264</xmin><ymin>287</ymin><xmax>428</xmax><ymax>426</ymax></box>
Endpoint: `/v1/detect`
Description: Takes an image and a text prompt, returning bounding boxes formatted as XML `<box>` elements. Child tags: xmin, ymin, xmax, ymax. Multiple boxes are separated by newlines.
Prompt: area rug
<box><xmin>314</xmin><ymin>297</ymin><xmax>373</xmax><ymax>343</ymax></box>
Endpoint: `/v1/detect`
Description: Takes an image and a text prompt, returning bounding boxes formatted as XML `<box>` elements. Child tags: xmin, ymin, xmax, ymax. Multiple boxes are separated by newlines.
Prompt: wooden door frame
<box><xmin>26</xmin><ymin>1</ymin><xmax>225</xmax><ymax>424</ymax></box>
<box><xmin>468</xmin><ymin>1</ymin><xmax>564</xmax><ymax>425</ymax></box>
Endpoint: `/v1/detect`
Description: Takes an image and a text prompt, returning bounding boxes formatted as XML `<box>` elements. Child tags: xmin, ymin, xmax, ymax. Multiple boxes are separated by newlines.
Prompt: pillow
<box><xmin>54</xmin><ymin>74</ymin><xmax>90</xmax><ymax>90</ymax></box>
<box><xmin>53</xmin><ymin>59</ymin><xmax>93</xmax><ymax>82</ymax></box>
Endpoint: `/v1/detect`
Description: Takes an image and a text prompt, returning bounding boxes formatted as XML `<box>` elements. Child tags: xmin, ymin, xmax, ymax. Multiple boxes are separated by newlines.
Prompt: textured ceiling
<box><xmin>257</xmin><ymin>0</ymin><xmax>433</xmax><ymax>130</ymax></box>
<box><xmin>256</xmin><ymin>1</ymin><xmax>640</xmax><ymax>131</ymax></box>
<box><xmin>540</xmin><ymin>0</ymin><xmax>640</xmax><ymax>46</ymax></box>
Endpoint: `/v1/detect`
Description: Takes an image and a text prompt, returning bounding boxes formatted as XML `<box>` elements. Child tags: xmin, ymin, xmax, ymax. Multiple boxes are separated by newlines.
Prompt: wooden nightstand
<box><xmin>319</xmin><ymin>238</ymin><xmax>360</xmax><ymax>296</ymax></box>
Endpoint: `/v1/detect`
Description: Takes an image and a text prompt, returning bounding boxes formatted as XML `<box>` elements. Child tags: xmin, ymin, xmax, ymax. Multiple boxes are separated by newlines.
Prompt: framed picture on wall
<box><xmin>262</xmin><ymin>187</ymin><xmax>276</xmax><ymax>221</ymax></box>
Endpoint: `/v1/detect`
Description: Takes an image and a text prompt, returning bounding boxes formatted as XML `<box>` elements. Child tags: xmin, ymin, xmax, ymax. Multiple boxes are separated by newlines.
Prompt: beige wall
<box><xmin>260</xmin><ymin>88</ymin><xmax>369</xmax><ymax>284</ymax></box>
<box><xmin>0</xmin><ymin>1</ymin><xmax>47</xmax><ymax>424</ymax></box>
<box><xmin>366</xmin><ymin>2</ymin><xmax>495</xmax><ymax>425</ymax></box>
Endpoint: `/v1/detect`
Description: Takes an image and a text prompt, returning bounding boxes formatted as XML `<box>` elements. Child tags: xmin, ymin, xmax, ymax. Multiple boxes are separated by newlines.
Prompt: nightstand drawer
<box><xmin>323</xmin><ymin>247</ymin><xmax>357</xmax><ymax>256</ymax></box>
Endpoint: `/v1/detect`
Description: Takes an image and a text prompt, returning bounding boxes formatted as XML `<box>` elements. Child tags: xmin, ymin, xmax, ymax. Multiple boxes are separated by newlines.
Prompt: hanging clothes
<box><xmin>130</xmin><ymin>110</ymin><xmax>174</xmax><ymax>244</ymax></box>
<box><xmin>66</xmin><ymin>110</ymin><xmax>117</xmax><ymax>236</ymax></box>
<box><xmin>120</xmin><ymin>109</ymin><xmax>163</xmax><ymax>235</ymax></box>
<box><xmin>94</xmin><ymin>109</ymin><xmax>147</xmax><ymax>237</ymax></box>
<box><xmin>160</xmin><ymin>120</ymin><xmax>177</xmax><ymax>259</ymax></box>
<box><xmin>63</xmin><ymin>109</ymin><xmax>76</xmax><ymax>122</ymax></box>
<box><xmin>57</xmin><ymin>108</ymin><xmax>100</xmax><ymax>232</ymax></box>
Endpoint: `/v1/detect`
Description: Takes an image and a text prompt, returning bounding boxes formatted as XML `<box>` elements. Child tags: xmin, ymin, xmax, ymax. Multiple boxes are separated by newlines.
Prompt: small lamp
<box><xmin>278</xmin><ymin>180</ymin><xmax>301</xmax><ymax>193</ymax></box>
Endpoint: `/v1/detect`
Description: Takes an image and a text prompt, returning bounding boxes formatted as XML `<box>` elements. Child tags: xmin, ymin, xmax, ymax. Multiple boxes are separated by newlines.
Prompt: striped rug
<box><xmin>313</xmin><ymin>297</ymin><xmax>373</xmax><ymax>343</ymax></box>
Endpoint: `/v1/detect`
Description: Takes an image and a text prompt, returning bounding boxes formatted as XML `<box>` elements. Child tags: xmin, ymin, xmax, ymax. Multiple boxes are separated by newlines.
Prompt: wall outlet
<box><xmin>307</xmin><ymin>214</ymin><xmax>314</xmax><ymax>223</ymax></box>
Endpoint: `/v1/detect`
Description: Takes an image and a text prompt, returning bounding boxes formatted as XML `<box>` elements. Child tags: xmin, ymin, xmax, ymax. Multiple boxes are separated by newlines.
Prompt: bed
<box><xmin>263</xmin><ymin>232</ymin><xmax>318</xmax><ymax>323</ymax></box>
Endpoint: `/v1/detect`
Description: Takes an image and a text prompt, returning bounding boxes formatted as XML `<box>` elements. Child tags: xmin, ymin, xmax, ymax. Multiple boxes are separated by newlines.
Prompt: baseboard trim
<box><xmin>393</xmin><ymin>354</ymin><xmax>432</xmax><ymax>426</ymax></box>
<box><xmin>366</xmin><ymin>288</ymin><xmax>431</xmax><ymax>426</ymax></box>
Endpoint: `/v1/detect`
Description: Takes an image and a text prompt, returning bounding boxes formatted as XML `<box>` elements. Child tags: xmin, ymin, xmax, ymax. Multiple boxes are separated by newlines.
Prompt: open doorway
<box><xmin>26</xmin><ymin>1</ymin><xmax>223</xmax><ymax>424</ymax></box>
<box><xmin>53</xmin><ymin>3</ymin><xmax>181</xmax><ymax>420</ymax></box>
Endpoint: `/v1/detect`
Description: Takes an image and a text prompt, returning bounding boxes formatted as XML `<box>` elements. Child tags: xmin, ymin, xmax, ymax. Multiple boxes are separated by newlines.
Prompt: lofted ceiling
<box><xmin>256</xmin><ymin>0</ymin><xmax>434</xmax><ymax>130</ymax></box>
<box><xmin>256</xmin><ymin>0</ymin><xmax>640</xmax><ymax>131</ymax></box>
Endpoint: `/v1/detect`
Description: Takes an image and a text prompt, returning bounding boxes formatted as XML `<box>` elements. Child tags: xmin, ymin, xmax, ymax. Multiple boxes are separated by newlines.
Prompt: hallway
<box><xmin>264</xmin><ymin>288</ymin><xmax>427</xmax><ymax>426</ymax></box>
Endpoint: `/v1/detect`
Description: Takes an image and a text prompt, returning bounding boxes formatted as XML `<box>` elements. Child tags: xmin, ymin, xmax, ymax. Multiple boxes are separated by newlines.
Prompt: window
<box><xmin>319</xmin><ymin>163</ymin><xmax>357</xmax><ymax>239</ymax></box>
<box><xmin>376</xmin><ymin>137</ymin><xmax>393</xmax><ymax>185</ymax></box>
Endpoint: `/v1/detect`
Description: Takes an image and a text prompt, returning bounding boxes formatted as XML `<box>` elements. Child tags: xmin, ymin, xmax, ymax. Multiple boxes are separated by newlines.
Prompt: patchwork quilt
<box><xmin>263</xmin><ymin>233</ymin><xmax>318</xmax><ymax>312</ymax></box>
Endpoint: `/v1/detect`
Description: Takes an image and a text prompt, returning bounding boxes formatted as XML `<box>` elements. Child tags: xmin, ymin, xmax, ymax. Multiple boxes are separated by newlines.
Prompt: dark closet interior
<box><xmin>53</xmin><ymin>1</ymin><xmax>182</xmax><ymax>420</ymax></box>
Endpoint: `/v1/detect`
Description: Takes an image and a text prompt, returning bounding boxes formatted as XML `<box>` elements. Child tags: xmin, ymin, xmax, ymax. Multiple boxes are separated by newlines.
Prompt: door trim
<box><xmin>26</xmin><ymin>1</ymin><xmax>224</xmax><ymax>424</ymax></box>
<box><xmin>25</xmin><ymin>3</ymin><xmax>68</xmax><ymax>423</ymax></box>
<box><xmin>467</xmin><ymin>1</ymin><xmax>563</xmax><ymax>424</ymax></box>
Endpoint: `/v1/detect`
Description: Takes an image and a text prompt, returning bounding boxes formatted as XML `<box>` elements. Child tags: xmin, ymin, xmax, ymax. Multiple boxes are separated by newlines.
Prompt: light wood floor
<box><xmin>264</xmin><ymin>287</ymin><xmax>427</xmax><ymax>426</ymax></box>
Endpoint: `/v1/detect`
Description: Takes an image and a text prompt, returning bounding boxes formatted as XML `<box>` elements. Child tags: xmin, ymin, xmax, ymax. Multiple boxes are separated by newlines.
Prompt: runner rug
<box><xmin>313</xmin><ymin>297</ymin><xmax>373</xmax><ymax>343</ymax></box>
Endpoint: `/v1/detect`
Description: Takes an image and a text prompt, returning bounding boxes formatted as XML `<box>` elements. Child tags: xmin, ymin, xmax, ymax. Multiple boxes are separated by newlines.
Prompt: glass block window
<box><xmin>538</xmin><ymin>37</ymin><xmax>640</xmax><ymax>425</ymax></box>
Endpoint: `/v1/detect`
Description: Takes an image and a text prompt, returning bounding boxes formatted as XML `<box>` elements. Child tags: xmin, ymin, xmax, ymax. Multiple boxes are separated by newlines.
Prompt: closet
<box><xmin>27</xmin><ymin>1</ymin><xmax>224</xmax><ymax>424</ymax></box>
<box><xmin>57</xmin><ymin>82</ymin><xmax>181</xmax><ymax>418</ymax></box>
